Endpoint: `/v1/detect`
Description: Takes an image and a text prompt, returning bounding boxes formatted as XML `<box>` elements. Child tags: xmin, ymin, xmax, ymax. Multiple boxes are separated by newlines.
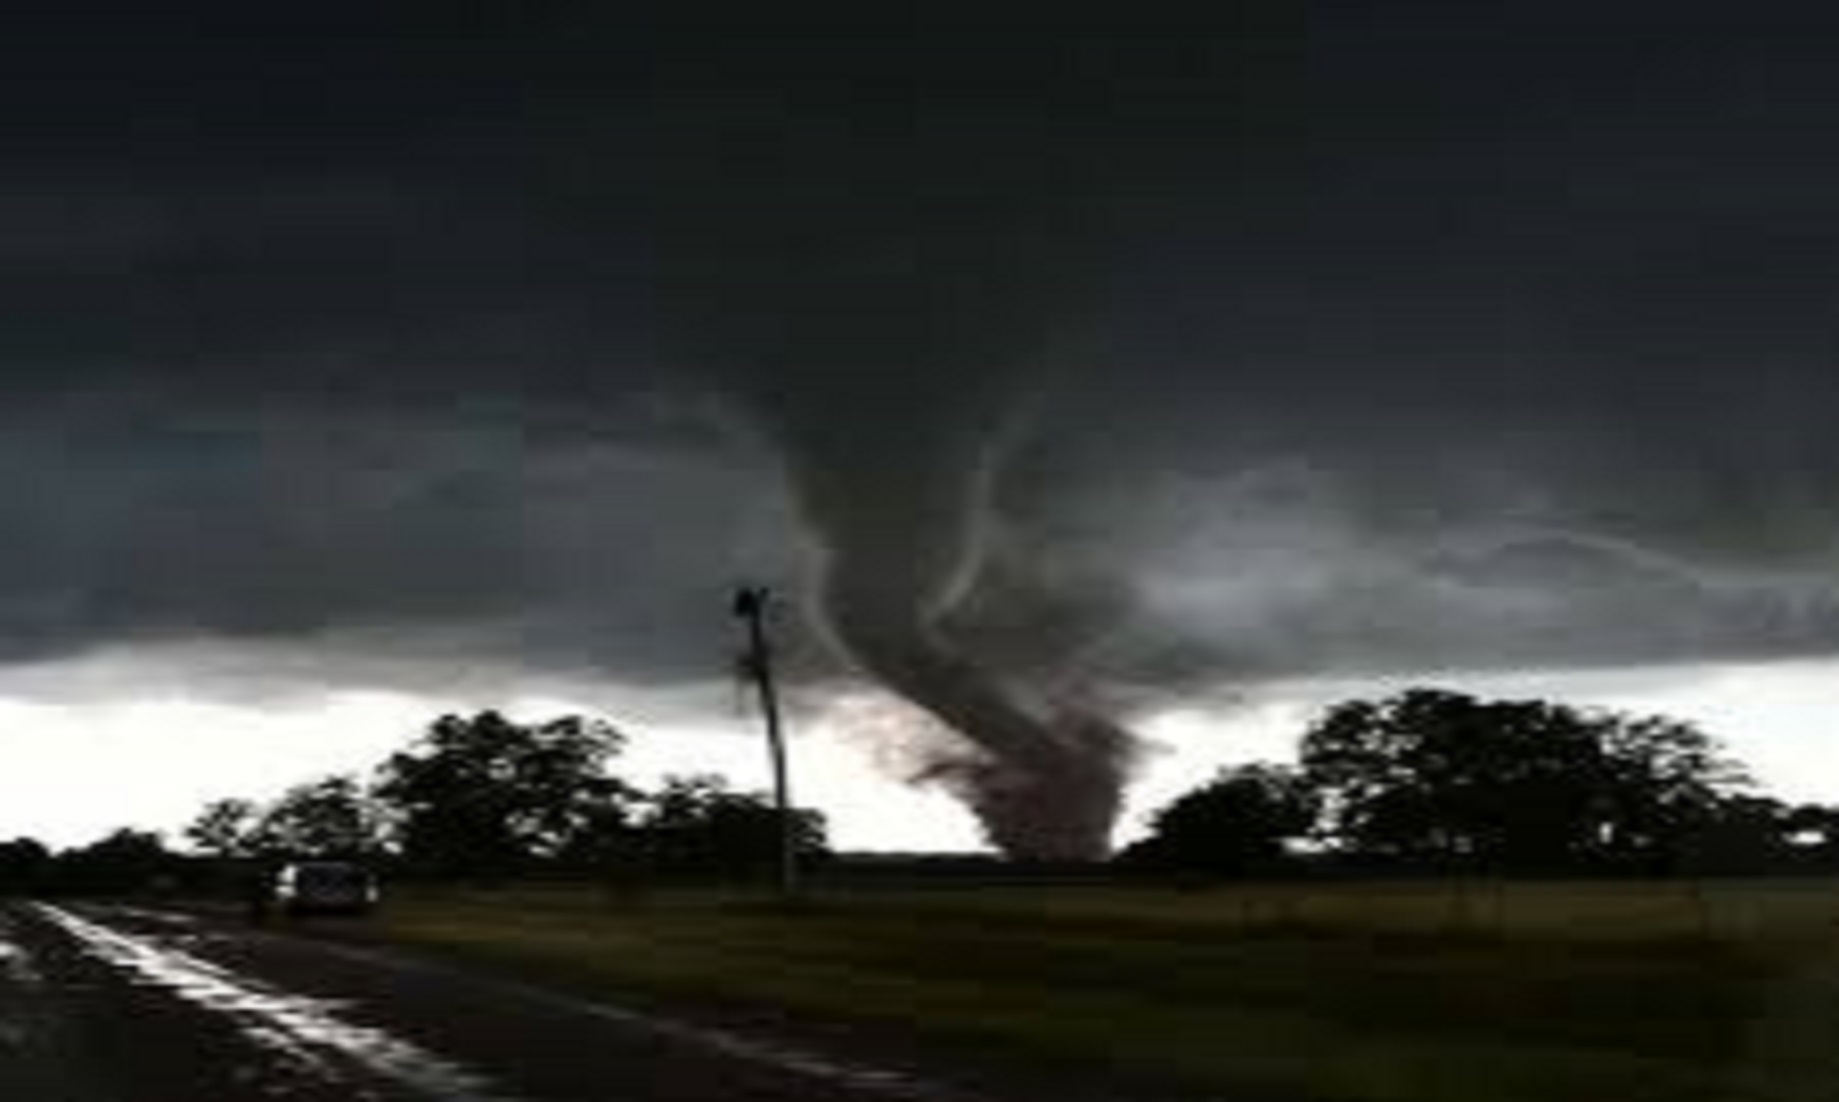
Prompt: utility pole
<box><xmin>732</xmin><ymin>585</ymin><xmax>796</xmax><ymax>896</ymax></box>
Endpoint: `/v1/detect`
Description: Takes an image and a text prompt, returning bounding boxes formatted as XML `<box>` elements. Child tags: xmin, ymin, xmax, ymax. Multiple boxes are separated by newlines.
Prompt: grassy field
<box><xmin>344</xmin><ymin>879</ymin><xmax>1839</xmax><ymax>1101</ymax></box>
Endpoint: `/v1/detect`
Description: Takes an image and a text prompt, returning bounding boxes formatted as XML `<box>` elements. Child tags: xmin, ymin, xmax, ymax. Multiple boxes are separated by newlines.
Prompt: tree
<box><xmin>55</xmin><ymin>829</ymin><xmax>179</xmax><ymax>895</ymax></box>
<box><xmin>0</xmin><ymin>837</ymin><xmax>50</xmax><ymax>894</ymax></box>
<box><xmin>374</xmin><ymin>711</ymin><xmax>637</xmax><ymax>877</ymax></box>
<box><xmin>1669</xmin><ymin>794</ymin><xmax>1796</xmax><ymax>874</ymax></box>
<box><xmin>185</xmin><ymin>797</ymin><xmax>261</xmax><ymax>858</ymax></box>
<box><xmin>637</xmin><ymin>774</ymin><xmax>828</xmax><ymax>878</ymax></box>
<box><xmin>253</xmin><ymin>776</ymin><xmax>383</xmax><ymax>859</ymax></box>
<box><xmin>1300</xmin><ymin>688</ymin><xmax>1751</xmax><ymax>873</ymax></box>
<box><xmin>1123</xmin><ymin>764</ymin><xmax>1319</xmax><ymax>875</ymax></box>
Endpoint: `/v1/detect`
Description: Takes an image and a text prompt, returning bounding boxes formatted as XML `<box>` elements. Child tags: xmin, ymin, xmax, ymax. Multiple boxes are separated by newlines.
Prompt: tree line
<box><xmin>1126</xmin><ymin>687</ymin><xmax>1839</xmax><ymax>878</ymax></box>
<box><xmin>6</xmin><ymin>689</ymin><xmax>1836</xmax><ymax>896</ymax></box>
<box><xmin>0</xmin><ymin>710</ymin><xmax>827</xmax><ymax>896</ymax></box>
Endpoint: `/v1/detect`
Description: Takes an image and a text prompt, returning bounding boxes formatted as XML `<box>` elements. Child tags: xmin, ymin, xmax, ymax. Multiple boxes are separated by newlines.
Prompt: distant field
<box><xmin>342</xmin><ymin>879</ymin><xmax>1839</xmax><ymax>1101</ymax></box>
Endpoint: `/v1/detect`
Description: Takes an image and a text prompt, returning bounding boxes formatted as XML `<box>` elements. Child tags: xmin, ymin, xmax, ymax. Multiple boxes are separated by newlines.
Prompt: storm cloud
<box><xmin>8</xmin><ymin>4</ymin><xmax>1839</xmax><ymax>850</ymax></box>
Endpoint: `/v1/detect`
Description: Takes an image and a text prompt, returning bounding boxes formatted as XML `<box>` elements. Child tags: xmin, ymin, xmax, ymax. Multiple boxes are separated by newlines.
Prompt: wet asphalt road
<box><xmin>0</xmin><ymin>901</ymin><xmax>1024</xmax><ymax>1102</ymax></box>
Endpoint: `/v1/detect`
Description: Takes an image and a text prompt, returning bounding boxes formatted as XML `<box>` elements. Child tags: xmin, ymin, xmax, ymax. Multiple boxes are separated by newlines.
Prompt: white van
<box><xmin>271</xmin><ymin>861</ymin><xmax>379</xmax><ymax>917</ymax></box>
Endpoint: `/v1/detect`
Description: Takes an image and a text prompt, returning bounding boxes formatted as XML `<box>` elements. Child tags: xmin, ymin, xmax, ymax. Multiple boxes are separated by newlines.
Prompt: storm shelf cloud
<box><xmin>6</xmin><ymin>3</ymin><xmax>1839</xmax><ymax>854</ymax></box>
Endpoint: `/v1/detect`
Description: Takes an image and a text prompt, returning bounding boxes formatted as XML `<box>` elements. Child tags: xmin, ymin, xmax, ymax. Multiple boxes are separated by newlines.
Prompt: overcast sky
<box><xmin>8</xmin><ymin>5</ymin><xmax>1839</xmax><ymax>851</ymax></box>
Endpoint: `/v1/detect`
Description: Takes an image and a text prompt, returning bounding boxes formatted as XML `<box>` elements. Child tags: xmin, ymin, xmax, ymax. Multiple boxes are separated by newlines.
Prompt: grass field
<box><xmin>348</xmin><ymin>879</ymin><xmax>1839</xmax><ymax>1101</ymax></box>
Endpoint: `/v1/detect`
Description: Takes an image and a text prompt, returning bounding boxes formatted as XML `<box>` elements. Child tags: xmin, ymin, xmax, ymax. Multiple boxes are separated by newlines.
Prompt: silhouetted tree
<box><xmin>374</xmin><ymin>711</ymin><xmax>637</xmax><ymax>877</ymax></box>
<box><xmin>1123</xmin><ymin>764</ymin><xmax>1318</xmax><ymax>876</ymax></box>
<box><xmin>0</xmin><ymin>837</ymin><xmax>51</xmax><ymax>894</ymax></box>
<box><xmin>637</xmin><ymin>774</ymin><xmax>828</xmax><ymax>878</ymax></box>
<box><xmin>55</xmin><ymin>829</ymin><xmax>181</xmax><ymax>895</ymax></box>
<box><xmin>1592</xmin><ymin>713</ymin><xmax>1752</xmax><ymax>865</ymax></box>
<box><xmin>1301</xmin><ymin>688</ymin><xmax>1751</xmax><ymax>873</ymax></box>
<box><xmin>1668</xmin><ymin>795</ymin><xmax>1800</xmax><ymax>875</ymax></box>
<box><xmin>185</xmin><ymin>797</ymin><xmax>261</xmax><ymax>858</ymax></box>
<box><xmin>253</xmin><ymin>776</ymin><xmax>384</xmax><ymax>859</ymax></box>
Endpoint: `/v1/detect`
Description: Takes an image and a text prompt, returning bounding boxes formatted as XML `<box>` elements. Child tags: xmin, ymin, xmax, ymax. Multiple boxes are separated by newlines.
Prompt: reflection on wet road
<box><xmin>0</xmin><ymin>901</ymin><xmax>999</xmax><ymax>1102</ymax></box>
<box><xmin>35</xmin><ymin>904</ymin><xmax>512</xmax><ymax>1101</ymax></box>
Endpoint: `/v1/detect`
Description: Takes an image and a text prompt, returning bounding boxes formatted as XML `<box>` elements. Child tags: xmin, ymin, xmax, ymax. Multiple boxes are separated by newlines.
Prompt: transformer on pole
<box><xmin>732</xmin><ymin>584</ymin><xmax>796</xmax><ymax>896</ymax></box>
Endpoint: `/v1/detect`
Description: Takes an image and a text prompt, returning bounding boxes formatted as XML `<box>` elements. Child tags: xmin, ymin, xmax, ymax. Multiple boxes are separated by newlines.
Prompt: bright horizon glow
<box><xmin>3</xmin><ymin>658</ymin><xmax>1839</xmax><ymax>853</ymax></box>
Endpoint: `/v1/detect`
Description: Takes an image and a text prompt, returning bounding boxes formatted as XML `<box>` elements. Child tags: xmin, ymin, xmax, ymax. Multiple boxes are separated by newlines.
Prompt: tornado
<box><xmin>819</xmin><ymin>512</ymin><xmax>1136</xmax><ymax>860</ymax></box>
<box><xmin>781</xmin><ymin>405</ymin><xmax>1138</xmax><ymax>860</ymax></box>
<box><xmin>647</xmin><ymin>15</ymin><xmax>1264</xmax><ymax>858</ymax></box>
<box><xmin>668</xmin><ymin>224</ymin><xmax>1139</xmax><ymax>855</ymax></box>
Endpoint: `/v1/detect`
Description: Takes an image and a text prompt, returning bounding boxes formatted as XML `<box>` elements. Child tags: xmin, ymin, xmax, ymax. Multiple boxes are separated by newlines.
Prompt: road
<box><xmin>0</xmin><ymin>901</ymin><xmax>1111</xmax><ymax>1102</ymax></box>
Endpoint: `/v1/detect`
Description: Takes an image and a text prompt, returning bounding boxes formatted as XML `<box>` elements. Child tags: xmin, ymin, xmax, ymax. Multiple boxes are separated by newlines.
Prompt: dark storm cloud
<box><xmin>0</xmin><ymin>390</ymin><xmax>796</xmax><ymax>674</ymax></box>
<box><xmin>11</xmin><ymin>4</ymin><xmax>1839</xmax><ymax>849</ymax></box>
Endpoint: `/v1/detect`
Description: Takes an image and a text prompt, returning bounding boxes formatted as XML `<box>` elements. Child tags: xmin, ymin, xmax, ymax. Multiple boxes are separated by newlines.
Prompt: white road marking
<box><xmin>0</xmin><ymin>913</ymin><xmax>42</xmax><ymax>986</ymax></box>
<box><xmin>59</xmin><ymin>906</ymin><xmax>1184</xmax><ymax>1102</ymax></box>
<box><xmin>304</xmin><ymin>937</ymin><xmax>979</xmax><ymax>1101</ymax></box>
<box><xmin>34</xmin><ymin>904</ymin><xmax>518</xmax><ymax>1101</ymax></box>
<box><xmin>94</xmin><ymin>905</ymin><xmax>974</xmax><ymax>1101</ymax></box>
<box><xmin>107</xmin><ymin>905</ymin><xmax>201</xmax><ymax>928</ymax></box>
